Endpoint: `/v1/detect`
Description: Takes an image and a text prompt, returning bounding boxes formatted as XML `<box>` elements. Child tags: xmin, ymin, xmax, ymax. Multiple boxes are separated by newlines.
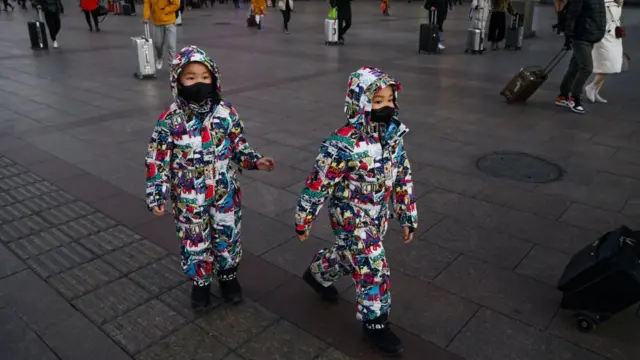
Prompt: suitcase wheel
<box><xmin>575</xmin><ymin>313</ymin><xmax>598</xmax><ymax>333</ymax></box>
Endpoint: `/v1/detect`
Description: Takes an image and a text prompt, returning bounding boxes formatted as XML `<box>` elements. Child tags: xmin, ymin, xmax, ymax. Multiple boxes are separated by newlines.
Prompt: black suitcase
<box><xmin>418</xmin><ymin>8</ymin><xmax>438</xmax><ymax>54</ymax></box>
<box><xmin>122</xmin><ymin>3</ymin><xmax>132</xmax><ymax>15</ymax></box>
<box><xmin>190</xmin><ymin>0</ymin><xmax>202</xmax><ymax>8</ymax></box>
<box><xmin>505</xmin><ymin>14</ymin><xmax>524</xmax><ymax>50</ymax></box>
<box><xmin>28</xmin><ymin>9</ymin><xmax>48</xmax><ymax>50</ymax></box>
<box><xmin>557</xmin><ymin>226</ymin><xmax>640</xmax><ymax>332</ymax></box>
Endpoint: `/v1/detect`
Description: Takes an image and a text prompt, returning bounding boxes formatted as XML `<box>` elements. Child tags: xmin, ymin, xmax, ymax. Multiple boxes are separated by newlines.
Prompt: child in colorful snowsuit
<box><xmin>145</xmin><ymin>46</ymin><xmax>276</xmax><ymax>311</ymax></box>
<box><xmin>295</xmin><ymin>66</ymin><xmax>418</xmax><ymax>356</ymax></box>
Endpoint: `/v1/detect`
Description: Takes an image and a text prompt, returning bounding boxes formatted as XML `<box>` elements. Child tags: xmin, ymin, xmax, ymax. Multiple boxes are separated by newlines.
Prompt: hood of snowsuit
<box><xmin>169</xmin><ymin>46</ymin><xmax>222</xmax><ymax>108</ymax></box>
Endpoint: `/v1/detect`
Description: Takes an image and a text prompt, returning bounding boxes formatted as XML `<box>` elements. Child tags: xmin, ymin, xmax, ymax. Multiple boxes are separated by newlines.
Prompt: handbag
<box><xmin>328</xmin><ymin>7</ymin><xmax>337</xmax><ymax>20</ymax></box>
<box><xmin>607</xmin><ymin>5</ymin><xmax>625</xmax><ymax>39</ymax></box>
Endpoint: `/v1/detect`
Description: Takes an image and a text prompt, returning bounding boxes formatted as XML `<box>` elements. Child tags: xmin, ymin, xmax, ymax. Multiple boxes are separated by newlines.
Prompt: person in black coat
<box><xmin>33</xmin><ymin>0</ymin><xmax>62</xmax><ymax>48</ymax></box>
<box><xmin>424</xmin><ymin>0</ymin><xmax>450</xmax><ymax>50</ymax></box>
<box><xmin>330</xmin><ymin>0</ymin><xmax>351</xmax><ymax>44</ymax></box>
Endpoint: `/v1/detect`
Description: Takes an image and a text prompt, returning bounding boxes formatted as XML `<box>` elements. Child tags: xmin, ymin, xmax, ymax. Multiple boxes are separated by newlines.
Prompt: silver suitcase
<box><xmin>325</xmin><ymin>18</ymin><xmax>338</xmax><ymax>45</ymax></box>
<box><xmin>505</xmin><ymin>14</ymin><xmax>524</xmax><ymax>50</ymax></box>
<box><xmin>132</xmin><ymin>23</ymin><xmax>157</xmax><ymax>79</ymax></box>
<box><xmin>465</xmin><ymin>7</ymin><xmax>485</xmax><ymax>54</ymax></box>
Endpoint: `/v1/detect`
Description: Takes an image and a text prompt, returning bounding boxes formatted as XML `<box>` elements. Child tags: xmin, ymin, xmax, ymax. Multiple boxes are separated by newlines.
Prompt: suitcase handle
<box><xmin>428</xmin><ymin>8</ymin><xmax>437</xmax><ymax>26</ymax></box>
<box><xmin>143</xmin><ymin>23</ymin><xmax>151</xmax><ymax>41</ymax></box>
<box><xmin>543</xmin><ymin>49</ymin><xmax>569</xmax><ymax>76</ymax></box>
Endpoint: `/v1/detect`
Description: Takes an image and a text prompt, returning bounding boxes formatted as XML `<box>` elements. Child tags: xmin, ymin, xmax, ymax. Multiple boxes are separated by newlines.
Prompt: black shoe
<box><xmin>303</xmin><ymin>268</ymin><xmax>339</xmax><ymax>302</ymax></box>
<box><xmin>89</xmin><ymin>26</ymin><xmax>93</xmax><ymax>32</ymax></box>
<box><xmin>219</xmin><ymin>267</ymin><xmax>243</xmax><ymax>304</ymax></box>
<box><xmin>191</xmin><ymin>283</ymin><xmax>214</xmax><ymax>312</ymax></box>
<box><xmin>363</xmin><ymin>315</ymin><xmax>403</xmax><ymax>356</ymax></box>
<box><xmin>338</xmin><ymin>38</ymin><xmax>345</xmax><ymax>45</ymax></box>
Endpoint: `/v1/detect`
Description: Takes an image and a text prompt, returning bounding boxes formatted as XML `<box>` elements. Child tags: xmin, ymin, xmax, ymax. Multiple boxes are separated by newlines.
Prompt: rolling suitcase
<box><xmin>505</xmin><ymin>14</ymin><xmax>524</xmax><ymax>50</ymax></box>
<box><xmin>122</xmin><ymin>3</ymin><xmax>132</xmax><ymax>15</ymax></box>
<box><xmin>28</xmin><ymin>9</ymin><xmax>48</xmax><ymax>50</ymax></box>
<box><xmin>325</xmin><ymin>18</ymin><xmax>338</xmax><ymax>45</ymax></box>
<box><xmin>465</xmin><ymin>7</ymin><xmax>485</xmax><ymax>54</ymax></box>
<box><xmin>418</xmin><ymin>8</ymin><xmax>438</xmax><ymax>54</ymax></box>
<box><xmin>557</xmin><ymin>226</ymin><xmax>640</xmax><ymax>333</ymax></box>
<box><xmin>500</xmin><ymin>49</ymin><xmax>567</xmax><ymax>103</ymax></box>
<box><xmin>131</xmin><ymin>23</ymin><xmax>157</xmax><ymax>80</ymax></box>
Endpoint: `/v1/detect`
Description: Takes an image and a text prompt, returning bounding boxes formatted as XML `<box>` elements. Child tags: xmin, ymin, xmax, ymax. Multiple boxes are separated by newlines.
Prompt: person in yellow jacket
<box><xmin>143</xmin><ymin>0</ymin><xmax>181</xmax><ymax>70</ymax></box>
<box><xmin>251</xmin><ymin>0</ymin><xmax>266</xmax><ymax>29</ymax></box>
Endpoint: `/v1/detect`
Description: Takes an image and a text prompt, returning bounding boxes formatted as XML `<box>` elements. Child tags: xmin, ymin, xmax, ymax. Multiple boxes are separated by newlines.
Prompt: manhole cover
<box><xmin>476</xmin><ymin>151</ymin><xmax>563</xmax><ymax>183</ymax></box>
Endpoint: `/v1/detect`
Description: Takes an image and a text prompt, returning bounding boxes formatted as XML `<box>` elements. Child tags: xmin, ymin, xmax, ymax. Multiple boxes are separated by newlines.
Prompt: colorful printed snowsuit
<box><xmin>295</xmin><ymin>67</ymin><xmax>418</xmax><ymax>321</ymax></box>
<box><xmin>145</xmin><ymin>46</ymin><xmax>262</xmax><ymax>286</ymax></box>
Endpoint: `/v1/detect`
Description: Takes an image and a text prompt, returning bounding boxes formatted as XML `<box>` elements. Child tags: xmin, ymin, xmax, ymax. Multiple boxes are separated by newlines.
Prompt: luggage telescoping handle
<box><xmin>143</xmin><ymin>22</ymin><xmax>151</xmax><ymax>41</ymax></box>
<box><xmin>429</xmin><ymin>7</ymin><xmax>437</xmax><ymax>26</ymax></box>
<box><xmin>543</xmin><ymin>49</ymin><xmax>570</xmax><ymax>76</ymax></box>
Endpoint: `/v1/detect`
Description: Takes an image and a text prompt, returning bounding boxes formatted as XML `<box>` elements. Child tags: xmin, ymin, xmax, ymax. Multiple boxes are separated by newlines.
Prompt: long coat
<box><xmin>592</xmin><ymin>0</ymin><xmax>624</xmax><ymax>74</ymax></box>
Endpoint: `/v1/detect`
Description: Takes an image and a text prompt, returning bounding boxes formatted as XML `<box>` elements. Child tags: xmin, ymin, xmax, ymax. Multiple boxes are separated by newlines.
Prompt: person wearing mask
<box><xmin>145</xmin><ymin>46</ymin><xmax>276</xmax><ymax>311</ymax></box>
<box><xmin>143</xmin><ymin>0</ymin><xmax>180</xmax><ymax>70</ymax></box>
<box><xmin>555</xmin><ymin>0</ymin><xmax>606</xmax><ymax>114</ymax></box>
<box><xmin>295</xmin><ymin>66</ymin><xmax>418</xmax><ymax>356</ymax></box>
<box><xmin>330</xmin><ymin>0</ymin><xmax>351</xmax><ymax>44</ymax></box>
<box><xmin>278</xmin><ymin>0</ymin><xmax>293</xmax><ymax>34</ymax></box>
<box><xmin>33</xmin><ymin>0</ymin><xmax>62</xmax><ymax>48</ymax></box>
<box><xmin>584</xmin><ymin>0</ymin><xmax>624</xmax><ymax>104</ymax></box>
<box><xmin>81</xmin><ymin>0</ymin><xmax>101</xmax><ymax>32</ymax></box>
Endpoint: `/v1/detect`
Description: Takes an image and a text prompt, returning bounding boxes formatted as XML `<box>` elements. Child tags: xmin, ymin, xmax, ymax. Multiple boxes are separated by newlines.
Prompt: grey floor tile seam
<box><xmin>273</xmin><ymin>318</ymin><xmax>333</xmax><ymax>359</ymax></box>
<box><xmin>443</xmin><ymin>306</ymin><xmax>483</xmax><ymax>350</ymax></box>
<box><xmin>4</xmin><ymin>302</ymin><xmax>65</xmax><ymax>360</ymax></box>
<box><xmin>508</xmin><ymin>243</ymin><xmax>537</xmax><ymax>272</ymax></box>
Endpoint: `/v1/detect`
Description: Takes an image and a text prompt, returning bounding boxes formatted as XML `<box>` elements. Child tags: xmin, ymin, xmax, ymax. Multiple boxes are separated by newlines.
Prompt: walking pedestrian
<box><xmin>487</xmin><ymin>0</ymin><xmax>516</xmax><ymax>50</ymax></box>
<box><xmin>81</xmin><ymin>0</ymin><xmax>101</xmax><ymax>32</ymax></box>
<box><xmin>278</xmin><ymin>0</ymin><xmax>292</xmax><ymax>33</ymax></box>
<box><xmin>330</xmin><ymin>0</ymin><xmax>351</xmax><ymax>44</ymax></box>
<box><xmin>33</xmin><ymin>0</ymin><xmax>62</xmax><ymax>48</ymax></box>
<box><xmin>143</xmin><ymin>0</ymin><xmax>180</xmax><ymax>70</ymax></box>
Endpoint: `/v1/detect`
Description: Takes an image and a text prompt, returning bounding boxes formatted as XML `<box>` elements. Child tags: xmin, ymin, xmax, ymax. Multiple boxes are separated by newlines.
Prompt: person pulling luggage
<box><xmin>33</xmin><ymin>0</ymin><xmax>63</xmax><ymax>48</ymax></box>
<box><xmin>330</xmin><ymin>0</ymin><xmax>351</xmax><ymax>44</ymax></box>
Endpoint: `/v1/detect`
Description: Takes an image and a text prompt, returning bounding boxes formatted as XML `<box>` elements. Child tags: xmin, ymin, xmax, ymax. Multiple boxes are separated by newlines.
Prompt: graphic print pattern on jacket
<box><xmin>146</xmin><ymin>46</ymin><xmax>262</xmax><ymax>286</ymax></box>
<box><xmin>295</xmin><ymin>66</ymin><xmax>418</xmax><ymax>321</ymax></box>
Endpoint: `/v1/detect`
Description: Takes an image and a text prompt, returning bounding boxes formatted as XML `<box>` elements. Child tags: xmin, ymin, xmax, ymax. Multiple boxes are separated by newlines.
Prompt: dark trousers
<box><xmin>556</xmin><ymin>11</ymin><xmax>566</xmax><ymax>34</ymax></box>
<box><xmin>84</xmin><ymin>9</ymin><xmax>100</xmax><ymax>30</ymax></box>
<box><xmin>337</xmin><ymin>13</ymin><xmax>351</xmax><ymax>40</ymax></box>
<box><xmin>488</xmin><ymin>11</ymin><xmax>506</xmax><ymax>42</ymax></box>
<box><xmin>560</xmin><ymin>40</ymin><xmax>594</xmax><ymax>100</ymax></box>
<box><xmin>280</xmin><ymin>0</ymin><xmax>290</xmax><ymax>30</ymax></box>
<box><xmin>2</xmin><ymin>0</ymin><xmax>14</xmax><ymax>9</ymax></box>
<box><xmin>43</xmin><ymin>11</ymin><xmax>61</xmax><ymax>41</ymax></box>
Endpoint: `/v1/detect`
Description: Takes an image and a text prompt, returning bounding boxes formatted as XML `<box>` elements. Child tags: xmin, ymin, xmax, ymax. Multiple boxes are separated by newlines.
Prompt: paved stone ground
<box><xmin>1</xmin><ymin>1</ymin><xmax>640</xmax><ymax>360</ymax></box>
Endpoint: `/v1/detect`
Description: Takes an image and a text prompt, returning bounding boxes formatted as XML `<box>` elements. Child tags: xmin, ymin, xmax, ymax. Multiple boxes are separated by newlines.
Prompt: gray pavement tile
<box><xmin>420</xmin><ymin>189</ymin><xmax>600</xmax><ymax>254</ymax></box>
<box><xmin>0</xmin><ymin>201</ymin><xmax>35</xmax><ymax>223</ymax></box>
<box><xmin>622</xmin><ymin>197</ymin><xmax>640</xmax><ymax>217</ymax></box>
<box><xmin>235</xmin><ymin>252</ymin><xmax>296</xmax><ymax>301</ymax></box>
<box><xmin>102</xmin><ymin>240</ymin><xmax>167</xmax><ymax>274</ymax></box>
<box><xmin>58</xmin><ymin>213</ymin><xmax>119</xmax><ymax>240</ymax></box>
<box><xmin>48</xmin><ymin>258</ymin><xmax>123</xmax><ymax>300</ymax></box>
<box><xmin>128</xmin><ymin>258</ymin><xmax>186</xmax><ymax>296</ymax></box>
<box><xmin>221</xmin><ymin>353</ymin><xmax>246</xmax><ymax>360</ymax></box>
<box><xmin>548</xmin><ymin>308</ymin><xmax>640</xmax><ymax>360</ymax></box>
<box><xmin>236</xmin><ymin>208</ymin><xmax>294</xmax><ymax>255</ymax></box>
<box><xmin>25</xmin><ymin>156</ymin><xmax>88</xmax><ymax>181</ymax></box>
<box><xmin>0</xmin><ymin>172</ymin><xmax>43</xmax><ymax>191</ymax></box>
<box><xmin>535</xmin><ymin>180</ymin><xmax>630</xmax><ymax>212</ymax></box>
<box><xmin>91</xmin><ymin>194</ymin><xmax>151</xmax><ymax>227</ymax></box>
<box><xmin>0</xmin><ymin>181</ymin><xmax>58</xmax><ymax>203</ymax></box>
<box><xmin>131</xmin><ymin>215</ymin><xmax>178</xmax><ymax>256</ymax></box>
<box><xmin>103</xmin><ymin>299</ymin><xmax>188</xmax><ymax>355</ymax></box>
<box><xmin>0</xmin><ymin>269</ymin><xmax>77</xmax><ymax>331</ymax></box>
<box><xmin>0</xmin><ymin>215</ymin><xmax>50</xmax><ymax>243</ymax></box>
<box><xmin>0</xmin><ymin>164</ymin><xmax>26</xmax><ymax>179</ymax></box>
<box><xmin>237</xmin><ymin>319</ymin><xmax>328</xmax><ymax>360</ymax></box>
<box><xmin>515</xmin><ymin>245</ymin><xmax>572</xmax><ymax>287</ymax></box>
<box><xmin>612</xmin><ymin>148</ymin><xmax>640</xmax><ymax>166</ymax></box>
<box><xmin>26</xmin><ymin>241</ymin><xmax>96</xmax><ymax>279</ymax></box>
<box><xmin>316</xmin><ymin>347</ymin><xmax>354</xmax><ymax>360</ymax></box>
<box><xmin>433</xmin><ymin>256</ymin><xmax>561</xmax><ymax>330</ymax></box>
<box><xmin>475</xmin><ymin>185</ymin><xmax>572</xmax><ymax>219</ymax></box>
<box><xmin>559</xmin><ymin>203</ymin><xmax>640</xmax><ymax>233</ymax></box>
<box><xmin>241</xmin><ymin>181</ymin><xmax>299</xmax><ymax>218</ymax></box>
<box><xmin>39</xmin><ymin>201</ymin><xmax>96</xmax><ymax>226</ymax></box>
<box><xmin>20</xmin><ymin>191</ymin><xmax>76</xmax><ymax>213</ymax></box>
<box><xmin>422</xmin><ymin>217</ymin><xmax>533</xmax><ymax>269</ymax></box>
<box><xmin>78</xmin><ymin>225</ymin><xmax>143</xmax><ymax>256</ymax></box>
<box><xmin>380</xmin><ymin>271</ymin><xmax>479</xmax><ymax>348</ymax></box>
<box><xmin>0</xmin><ymin>243</ymin><xmax>26</xmax><ymax>279</ymax></box>
<box><xmin>386</xmin><ymin>238</ymin><xmax>459</xmax><ymax>282</ymax></box>
<box><xmin>49</xmin><ymin>173</ymin><xmax>124</xmax><ymax>203</ymax></box>
<box><xmin>414</xmin><ymin>165</ymin><xmax>488</xmax><ymax>196</ymax></box>
<box><xmin>590</xmin><ymin>172</ymin><xmax>640</xmax><ymax>198</ymax></box>
<box><xmin>39</xmin><ymin>311</ymin><xmax>133</xmax><ymax>360</ymax></box>
<box><xmin>159</xmin><ymin>282</ymin><xmax>224</xmax><ymax>322</ymax></box>
<box><xmin>261</xmin><ymin>236</ymin><xmax>330</xmax><ymax>276</ymax></box>
<box><xmin>0</xmin><ymin>157</ymin><xmax>14</xmax><ymax>167</ymax></box>
<box><xmin>0</xmin><ymin>307</ymin><xmax>59</xmax><ymax>360</ymax></box>
<box><xmin>447</xmin><ymin>308</ymin><xmax>607</xmax><ymax>360</ymax></box>
<box><xmin>8</xmin><ymin>228</ymin><xmax>73</xmax><ymax>260</ymax></box>
<box><xmin>135</xmin><ymin>324</ymin><xmax>230</xmax><ymax>360</ymax></box>
<box><xmin>72</xmin><ymin>278</ymin><xmax>153</xmax><ymax>326</ymax></box>
<box><xmin>240</xmin><ymin>165</ymin><xmax>310</xmax><ymax>189</ymax></box>
<box><xmin>195</xmin><ymin>299</ymin><xmax>279</xmax><ymax>349</ymax></box>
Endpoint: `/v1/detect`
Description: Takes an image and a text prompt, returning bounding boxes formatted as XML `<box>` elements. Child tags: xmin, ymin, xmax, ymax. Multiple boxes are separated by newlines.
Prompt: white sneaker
<box><xmin>437</xmin><ymin>43</ymin><xmax>445</xmax><ymax>50</ymax></box>
<box><xmin>155</xmin><ymin>58</ymin><xmax>163</xmax><ymax>70</ymax></box>
<box><xmin>52</xmin><ymin>40</ymin><xmax>59</xmax><ymax>49</ymax></box>
<box><xmin>595</xmin><ymin>92</ymin><xmax>608</xmax><ymax>103</ymax></box>
<box><xmin>585</xmin><ymin>84</ymin><xmax>596</xmax><ymax>103</ymax></box>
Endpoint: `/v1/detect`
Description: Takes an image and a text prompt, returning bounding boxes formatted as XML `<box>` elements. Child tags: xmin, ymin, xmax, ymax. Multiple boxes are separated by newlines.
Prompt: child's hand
<box><xmin>297</xmin><ymin>230</ymin><xmax>310</xmax><ymax>242</ymax></box>
<box><xmin>403</xmin><ymin>226</ymin><xmax>414</xmax><ymax>243</ymax></box>
<box><xmin>152</xmin><ymin>205</ymin><xmax>165</xmax><ymax>216</ymax></box>
<box><xmin>256</xmin><ymin>157</ymin><xmax>276</xmax><ymax>172</ymax></box>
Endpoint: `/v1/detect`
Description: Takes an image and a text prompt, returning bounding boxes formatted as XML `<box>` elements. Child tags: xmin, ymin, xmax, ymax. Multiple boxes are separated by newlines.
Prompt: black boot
<box><xmin>191</xmin><ymin>283</ymin><xmax>214</xmax><ymax>312</ymax></box>
<box><xmin>218</xmin><ymin>267</ymin><xmax>243</xmax><ymax>304</ymax></box>
<box><xmin>303</xmin><ymin>268</ymin><xmax>339</xmax><ymax>302</ymax></box>
<box><xmin>363</xmin><ymin>314</ymin><xmax>403</xmax><ymax>356</ymax></box>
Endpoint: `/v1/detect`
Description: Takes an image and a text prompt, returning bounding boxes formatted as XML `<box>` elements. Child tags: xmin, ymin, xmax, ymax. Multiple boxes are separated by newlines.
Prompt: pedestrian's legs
<box><xmin>91</xmin><ymin>8</ymin><xmax>100</xmax><ymax>31</ymax></box>
<box><xmin>152</xmin><ymin>24</ymin><xmax>165</xmax><ymax>62</ymax></box>
<box><xmin>129</xmin><ymin>0</ymin><xmax>136</xmax><ymax>14</ymax></box>
<box><xmin>569</xmin><ymin>40</ymin><xmax>594</xmax><ymax>101</ymax></box>
<box><xmin>43</xmin><ymin>11</ymin><xmax>60</xmax><ymax>41</ymax></box>
<box><xmin>84</xmin><ymin>10</ymin><xmax>93</xmax><ymax>30</ymax></box>
<box><xmin>164</xmin><ymin>24</ymin><xmax>177</xmax><ymax>63</ymax></box>
<box><xmin>281</xmin><ymin>9</ymin><xmax>290</xmax><ymax>31</ymax></box>
<box><xmin>209</xmin><ymin>195</ymin><xmax>243</xmax><ymax>303</ymax></box>
<box><xmin>559</xmin><ymin>54</ymin><xmax>579</xmax><ymax>96</ymax></box>
<box><xmin>342</xmin><ymin>15</ymin><xmax>352</xmax><ymax>36</ymax></box>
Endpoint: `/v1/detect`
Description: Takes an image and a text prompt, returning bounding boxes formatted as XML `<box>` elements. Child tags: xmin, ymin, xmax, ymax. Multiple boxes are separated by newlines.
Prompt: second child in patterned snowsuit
<box><xmin>295</xmin><ymin>66</ymin><xmax>418</xmax><ymax>356</ymax></box>
<box><xmin>145</xmin><ymin>46</ymin><xmax>276</xmax><ymax>311</ymax></box>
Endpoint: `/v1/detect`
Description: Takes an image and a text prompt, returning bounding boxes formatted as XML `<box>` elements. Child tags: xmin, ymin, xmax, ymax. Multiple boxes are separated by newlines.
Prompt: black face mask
<box><xmin>178</xmin><ymin>82</ymin><xmax>215</xmax><ymax>105</ymax></box>
<box><xmin>370</xmin><ymin>106</ymin><xmax>395</xmax><ymax>125</ymax></box>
